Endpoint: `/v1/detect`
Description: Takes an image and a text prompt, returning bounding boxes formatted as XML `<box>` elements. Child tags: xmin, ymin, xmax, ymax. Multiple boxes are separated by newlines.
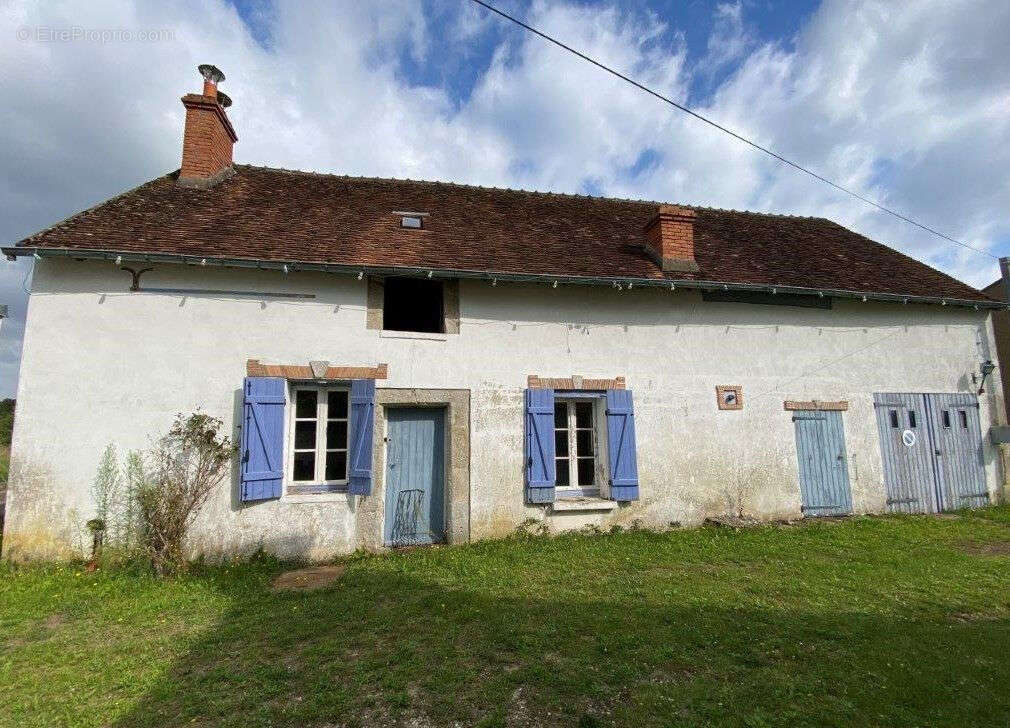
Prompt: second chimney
<box><xmin>179</xmin><ymin>64</ymin><xmax>238</xmax><ymax>186</ymax></box>
<box><xmin>643</xmin><ymin>204</ymin><xmax>699</xmax><ymax>273</ymax></box>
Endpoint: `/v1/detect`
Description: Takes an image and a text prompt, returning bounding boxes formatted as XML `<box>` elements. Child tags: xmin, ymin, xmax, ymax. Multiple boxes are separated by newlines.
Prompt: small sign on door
<box><xmin>901</xmin><ymin>429</ymin><xmax>917</xmax><ymax>447</ymax></box>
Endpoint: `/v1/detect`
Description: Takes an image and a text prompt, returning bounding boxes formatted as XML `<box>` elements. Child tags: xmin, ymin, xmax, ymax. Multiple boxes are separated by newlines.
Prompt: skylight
<box><xmin>393</xmin><ymin>210</ymin><xmax>428</xmax><ymax>230</ymax></box>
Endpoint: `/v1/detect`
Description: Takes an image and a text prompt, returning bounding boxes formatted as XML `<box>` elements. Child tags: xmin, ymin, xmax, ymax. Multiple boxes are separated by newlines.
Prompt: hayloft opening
<box><xmin>383</xmin><ymin>277</ymin><xmax>445</xmax><ymax>333</ymax></box>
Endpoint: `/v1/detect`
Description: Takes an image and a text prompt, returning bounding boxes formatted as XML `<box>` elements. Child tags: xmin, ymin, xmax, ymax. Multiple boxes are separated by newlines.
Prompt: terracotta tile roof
<box><xmin>13</xmin><ymin>163</ymin><xmax>991</xmax><ymax>302</ymax></box>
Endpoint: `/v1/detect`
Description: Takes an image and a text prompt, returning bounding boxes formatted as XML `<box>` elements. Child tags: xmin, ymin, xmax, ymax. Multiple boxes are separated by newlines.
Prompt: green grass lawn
<box><xmin>0</xmin><ymin>444</ymin><xmax>9</xmax><ymax>485</ymax></box>
<box><xmin>2</xmin><ymin>511</ymin><xmax>1010</xmax><ymax>727</ymax></box>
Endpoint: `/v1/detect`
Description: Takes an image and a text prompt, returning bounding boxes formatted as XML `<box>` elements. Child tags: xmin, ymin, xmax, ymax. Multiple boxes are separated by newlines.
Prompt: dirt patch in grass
<box><xmin>271</xmin><ymin>564</ymin><xmax>346</xmax><ymax>592</ymax></box>
<box><xmin>949</xmin><ymin>611</ymin><xmax>1004</xmax><ymax>623</ymax></box>
<box><xmin>958</xmin><ymin>540</ymin><xmax>1010</xmax><ymax>557</ymax></box>
<box><xmin>43</xmin><ymin>612</ymin><xmax>67</xmax><ymax>630</ymax></box>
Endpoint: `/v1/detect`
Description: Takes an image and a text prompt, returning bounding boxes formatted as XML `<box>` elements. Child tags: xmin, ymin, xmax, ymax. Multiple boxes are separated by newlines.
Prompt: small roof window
<box><xmin>393</xmin><ymin>210</ymin><xmax>428</xmax><ymax>230</ymax></box>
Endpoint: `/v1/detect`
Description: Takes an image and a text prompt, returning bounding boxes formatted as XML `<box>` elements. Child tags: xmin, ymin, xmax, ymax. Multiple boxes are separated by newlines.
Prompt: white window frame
<box><xmin>287</xmin><ymin>384</ymin><xmax>350</xmax><ymax>490</ymax></box>
<box><xmin>553</xmin><ymin>396</ymin><xmax>607</xmax><ymax>497</ymax></box>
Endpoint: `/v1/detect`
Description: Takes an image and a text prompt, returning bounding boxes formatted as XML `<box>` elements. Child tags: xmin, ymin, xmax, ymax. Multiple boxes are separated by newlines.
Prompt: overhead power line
<box><xmin>468</xmin><ymin>0</ymin><xmax>996</xmax><ymax>261</ymax></box>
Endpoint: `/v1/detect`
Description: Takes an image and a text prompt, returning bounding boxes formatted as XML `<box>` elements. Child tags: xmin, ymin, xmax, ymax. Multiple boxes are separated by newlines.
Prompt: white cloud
<box><xmin>697</xmin><ymin>2</ymin><xmax>752</xmax><ymax>82</ymax></box>
<box><xmin>0</xmin><ymin>0</ymin><xmax>1007</xmax><ymax>397</ymax></box>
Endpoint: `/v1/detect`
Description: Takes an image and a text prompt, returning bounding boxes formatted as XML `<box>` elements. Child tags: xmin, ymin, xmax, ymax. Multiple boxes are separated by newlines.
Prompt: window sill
<box><xmin>288</xmin><ymin>483</ymin><xmax>348</xmax><ymax>495</ymax></box>
<box><xmin>379</xmin><ymin>329</ymin><xmax>450</xmax><ymax>341</ymax></box>
<box><xmin>283</xmin><ymin>483</ymin><xmax>349</xmax><ymax>503</ymax></box>
<box><xmin>281</xmin><ymin>491</ymin><xmax>351</xmax><ymax>504</ymax></box>
<box><xmin>551</xmin><ymin>497</ymin><xmax>618</xmax><ymax>512</ymax></box>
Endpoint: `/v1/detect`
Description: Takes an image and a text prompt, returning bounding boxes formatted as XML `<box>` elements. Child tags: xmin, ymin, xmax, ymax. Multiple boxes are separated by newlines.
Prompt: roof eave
<box><xmin>5</xmin><ymin>246</ymin><xmax>1002</xmax><ymax>311</ymax></box>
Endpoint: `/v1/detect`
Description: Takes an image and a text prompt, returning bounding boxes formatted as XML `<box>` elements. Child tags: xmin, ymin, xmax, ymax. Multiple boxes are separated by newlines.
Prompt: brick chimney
<box><xmin>178</xmin><ymin>64</ymin><xmax>237</xmax><ymax>186</ymax></box>
<box><xmin>643</xmin><ymin>204</ymin><xmax>699</xmax><ymax>273</ymax></box>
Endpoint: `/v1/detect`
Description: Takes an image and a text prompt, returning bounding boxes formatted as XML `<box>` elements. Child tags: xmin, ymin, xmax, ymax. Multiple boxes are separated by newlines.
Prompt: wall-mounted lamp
<box><xmin>977</xmin><ymin>359</ymin><xmax>997</xmax><ymax>394</ymax></box>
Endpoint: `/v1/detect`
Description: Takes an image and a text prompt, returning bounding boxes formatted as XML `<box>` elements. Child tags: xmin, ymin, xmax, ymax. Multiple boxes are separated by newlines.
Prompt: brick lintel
<box><xmin>247</xmin><ymin>359</ymin><xmax>388</xmax><ymax>380</ymax></box>
<box><xmin>783</xmin><ymin>400</ymin><xmax>848</xmax><ymax>411</ymax></box>
<box><xmin>527</xmin><ymin>374</ymin><xmax>626</xmax><ymax>390</ymax></box>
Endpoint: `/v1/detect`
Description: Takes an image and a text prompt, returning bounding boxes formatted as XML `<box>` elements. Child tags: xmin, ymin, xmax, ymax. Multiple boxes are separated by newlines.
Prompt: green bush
<box><xmin>135</xmin><ymin>413</ymin><xmax>234</xmax><ymax>576</ymax></box>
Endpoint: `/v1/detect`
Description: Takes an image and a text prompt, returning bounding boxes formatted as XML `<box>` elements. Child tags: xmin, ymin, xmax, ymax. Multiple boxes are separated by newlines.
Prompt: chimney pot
<box><xmin>644</xmin><ymin>205</ymin><xmax>699</xmax><ymax>273</ymax></box>
<box><xmin>179</xmin><ymin>64</ymin><xmax>237</xmax><ymax>185</ymax></box>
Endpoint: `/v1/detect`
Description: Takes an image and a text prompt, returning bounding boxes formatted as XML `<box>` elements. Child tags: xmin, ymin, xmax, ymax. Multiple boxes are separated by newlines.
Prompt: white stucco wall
<box><xmin>3</xmin><ymin>258</ymin><xmax>1005</xmax><ymax>560</ymax></box>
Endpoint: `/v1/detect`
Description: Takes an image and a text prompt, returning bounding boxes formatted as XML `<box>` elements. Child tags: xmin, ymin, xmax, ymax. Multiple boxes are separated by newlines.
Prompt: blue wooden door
<box><xmin>924</xmin><ymin>393</ymin><xmax>988</xmax><ymax>511</ymax></box>
<box><xmin>873</xmin><ymin>393</ymin><xmax>940</xmax><ymax>513</ymax></box>
<box><xmin>793</xmin><ymin>410</ymin><xmax>853</xmax><ymax>516</ymax></box>
<box><xmin>873</xmin><ymin>393</ymin><xmax>988</xmax><ymax>513</ymax></box>
<box><xmin>384</xmin><ymin>408</ymin><xmax>445</xmax><ymax>546</ymax></box>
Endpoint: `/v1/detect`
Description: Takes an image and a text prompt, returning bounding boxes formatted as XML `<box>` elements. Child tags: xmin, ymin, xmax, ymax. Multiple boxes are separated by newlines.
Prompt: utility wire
<box><xmin>468</xmin><ymin>0</ymin><xmax>996</xmax><ymax>261</ymax></box>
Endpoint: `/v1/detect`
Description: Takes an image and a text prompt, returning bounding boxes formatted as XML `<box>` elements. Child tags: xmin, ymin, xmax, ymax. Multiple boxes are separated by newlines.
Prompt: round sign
<box><xmin>901</xmin><ymin>429</ymin><xmax>916</xmax><ymax>447</ymax></box>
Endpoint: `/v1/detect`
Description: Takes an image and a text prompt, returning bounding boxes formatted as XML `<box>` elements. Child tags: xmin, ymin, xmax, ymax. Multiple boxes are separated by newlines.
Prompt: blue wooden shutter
<box><xmin>525</xmin><ymin>388</ymin><xmax>556</xmax><ymax>503</ymax></box>
<box><xmin>240</xmin><ymin>377</ymin><xmax>286</xmax><ymax>501</ymax></box>
<box><xmin>606</xmin><ymin>389</ymin><xmax>640</xmax><ymax>501</ymax></box>
<box><xmin>348</xmin><ymin>378</ymin><xmax>376</xmax><ymax>495</ymax></box>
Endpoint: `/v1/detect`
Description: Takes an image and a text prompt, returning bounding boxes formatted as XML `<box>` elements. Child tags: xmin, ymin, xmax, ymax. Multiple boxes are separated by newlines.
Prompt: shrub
<box><xmin>87</xmin><ymin>445</ymin><xmax>144</xmax><ymax>559</ymax></box>
<box><xmin>121</xmin><ymin>450</ymin><xmax>145</xmax><ymax>551</ymax></box>
<box><xmin>513</xmin><ymin>517</ymin><xmax>550</xmax><ymax>538</ymax></box>
<box><xmin>135</xmin><ymin>413</ymin><xmax>234</xmax><ymax>576</ymax></box>
<box><xmin>92</xmin><ymin>445</ymin><xmax>122</xmax><ymax>535</ymax></box>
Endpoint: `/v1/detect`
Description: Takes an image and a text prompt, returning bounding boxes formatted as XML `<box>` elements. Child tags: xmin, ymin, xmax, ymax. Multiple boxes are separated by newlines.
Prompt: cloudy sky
<box><xmin>1</xmin><ymin>0</ymin><xmax>1008</xmax><ymax>397</ymax></box>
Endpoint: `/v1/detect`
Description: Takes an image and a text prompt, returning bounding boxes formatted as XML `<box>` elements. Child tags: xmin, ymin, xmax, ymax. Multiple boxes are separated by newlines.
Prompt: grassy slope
<box><xmin>2</xmin><ymin>511</ymin><xmax>1010</xmax><ymax>728</ymax></box>
<box><xmin>0</xmin><ymin>444</ymin><xmax>9</xmax><ymax>484</ymax></box>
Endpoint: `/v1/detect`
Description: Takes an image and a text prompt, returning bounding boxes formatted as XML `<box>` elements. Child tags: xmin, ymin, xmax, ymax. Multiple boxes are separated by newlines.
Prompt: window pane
<box><xmin>293</xmin><ymin>451</ymin><xmax>315</xmax><ymax>481</ymax></box>
<box><xmin>554</xmin><ymin>403</ymin><xmax>567</xmax><ymax>428</ymax></box>
<box><xmin>577</xmin><ymin>458</ymin><xmax>595</xmax><ymax>486</ymax></box>
<box><xmin>576</xmin><ymin>430</ymin><xmax>594</xmax><ymax>456</ymax></box>
<box><xmin>328</xmin><ymin>390</ymin><xmax>348</xmax><ymax>417</ymax></box>
<box><xmin>555</xmin><ymin>458</ymin><xmax>570</xmax><ymax>487</ymax></box>
<box><xmin>327</xmin><ymin>421</ymin><xmax>348</xmax><ymax>449</ymax></box>
<box><xmin>325</xmin><ymin>451</ymin><xmax>347</xmax><ymax>481</ymax></box>
<box><xmin>908</xmin><ymin>410</ymin><xmax>917</xmax><ymax>428</ymax></box>
<box><xmin>575</xmin><ymin>402</ymin><xmax>593</xmax><ymax>428</ymax></box>
<box><xmin>295</xmin><ymin>390</ymin><xmax>317</xmax><ymax>419</ymax></box>
<box><xmin>295</xmin><ymin>421</ymin><xmax>316</xmax><ymax>449</ymax></box>
<box><xmin>889</xmin><ymin>410</ymin><xmax>899</xmax><ymax>428</ymax></box>
<box><xmin>942</xmin><ymin>410</ymin><xmax>951</xmax><ymax>428</ymax></box>
<box><xmin>960</xmin><ymin>410</ymin><xmax>968</xmax><ymax>428</ymax></box>
<box><xmin>555</xmin><ymin>431</ymin><xmax>568</xmax><ymax>457</ymax></box>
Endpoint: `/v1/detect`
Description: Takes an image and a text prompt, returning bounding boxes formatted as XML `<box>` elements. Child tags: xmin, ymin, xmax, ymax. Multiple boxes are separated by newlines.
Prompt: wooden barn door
<box><xmin>792</xmin><ymin>410</ymin><xmax>853</xmax><ymax>516</ymax></box>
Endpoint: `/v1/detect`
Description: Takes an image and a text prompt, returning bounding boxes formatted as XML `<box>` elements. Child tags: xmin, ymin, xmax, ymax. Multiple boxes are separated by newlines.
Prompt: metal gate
<box><xmin>873</xmin><ymin>393</ymin><xmax>987</xmax><ymax>513</ymax></box>
<box><xmin>792</xmin><ymin>410</ymin><xmax>853</xmax><ymax>516</ymax></box>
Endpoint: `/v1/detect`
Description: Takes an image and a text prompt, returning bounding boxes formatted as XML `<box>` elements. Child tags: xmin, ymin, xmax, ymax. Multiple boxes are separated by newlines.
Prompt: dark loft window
<box><xmin>383</xmin><ymin>277</ymin><xmax>445</xmax><ymax>333</ymax></box>
<box><xmin>701</xmin><ymin>290</ymin><xmax>832</xmax><ymax>309</ymax></box>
